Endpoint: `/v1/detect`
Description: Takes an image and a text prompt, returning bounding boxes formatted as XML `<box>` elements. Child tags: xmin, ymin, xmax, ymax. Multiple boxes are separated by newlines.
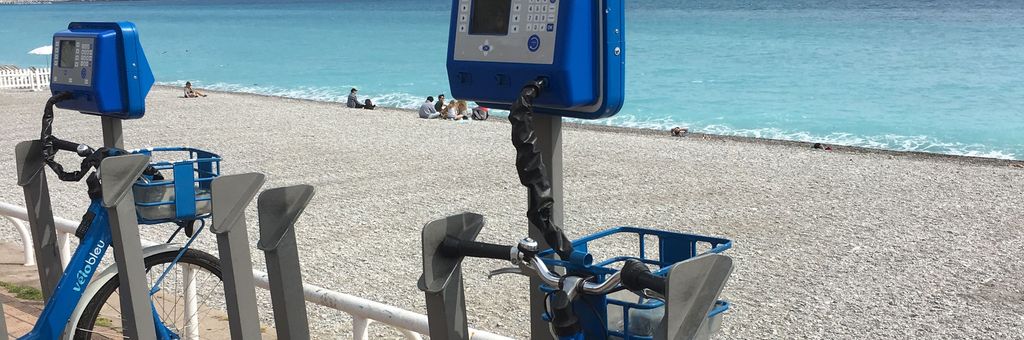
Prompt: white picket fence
<box><xmin>0</xmin><ymin>67</ymin><xmax>50</xmax><ymax>91</ymax></box>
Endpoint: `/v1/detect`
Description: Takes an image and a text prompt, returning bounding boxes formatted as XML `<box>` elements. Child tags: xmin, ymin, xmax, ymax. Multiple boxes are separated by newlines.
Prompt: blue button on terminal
<box><xmin>528</xmin><ymin>35</ymin><xmax>541</xmax><ymax>52</ymax></box>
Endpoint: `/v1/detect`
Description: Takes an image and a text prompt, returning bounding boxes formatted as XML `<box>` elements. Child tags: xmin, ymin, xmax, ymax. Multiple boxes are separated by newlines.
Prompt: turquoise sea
<box><xmin>2</xmin><ymin>0</ymin><xmax>1022</xmax><ymax>159</ymax></box>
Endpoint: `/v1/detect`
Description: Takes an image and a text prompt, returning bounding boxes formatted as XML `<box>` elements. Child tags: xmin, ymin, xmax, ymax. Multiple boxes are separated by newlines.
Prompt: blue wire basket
<box><xmin>538</xmin><ymin>227</ymin><xmax>733</xmax><ymax>339</ymax></box>
<box><xmin>130</xmin><ymin>147</ymin><xmax>221</xmax><ymax>225</ymax></box>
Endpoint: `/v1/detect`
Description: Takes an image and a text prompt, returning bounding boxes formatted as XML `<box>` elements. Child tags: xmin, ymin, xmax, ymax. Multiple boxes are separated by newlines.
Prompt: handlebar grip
<box><xmin>620</xmin><ymin>259</ymin><xmax>667</xmax><ymax>296</ymax></box>
<box><xmin>439</xmin><ymin>236</ymin><xmax>513</xmax><ymax>261</ymax></box>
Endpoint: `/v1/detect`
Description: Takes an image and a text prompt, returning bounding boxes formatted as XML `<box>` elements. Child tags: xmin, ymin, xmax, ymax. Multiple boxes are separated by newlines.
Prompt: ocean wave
<box><xmin>155</xmin><ymin>81</ymin><xmax>1018</xmax><ymax>160</ymax></box>
<box><xmin>697</xmin><ymin>124</ymin><xmax>1017</xmax><ymax>160</ymax></box>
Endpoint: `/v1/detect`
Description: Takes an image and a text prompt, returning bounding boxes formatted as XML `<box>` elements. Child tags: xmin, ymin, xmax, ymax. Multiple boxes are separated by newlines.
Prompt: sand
<box><xmin>0</xmin><ymin>87</ymin><xmax>1021</xmax><ymax>339</ymax></box>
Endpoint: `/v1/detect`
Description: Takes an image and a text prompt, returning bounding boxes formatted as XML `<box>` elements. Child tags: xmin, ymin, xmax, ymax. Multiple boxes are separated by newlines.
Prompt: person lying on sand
<box><xmin>183</xmin><ymin>82</ymin><xmax>207</xmax><ymax>98</ymax></box>
<box><xmin>671</xmin><ymin>126</ymin><xmax>688</xmax><ymax>136</ymax></box>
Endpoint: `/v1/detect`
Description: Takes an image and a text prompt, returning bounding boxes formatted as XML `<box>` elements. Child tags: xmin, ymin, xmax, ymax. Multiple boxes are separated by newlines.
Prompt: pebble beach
<box><xmin>0</xmin><ymin>87</ymin><xmax>1022</xmax><ymax>339</ymax></box>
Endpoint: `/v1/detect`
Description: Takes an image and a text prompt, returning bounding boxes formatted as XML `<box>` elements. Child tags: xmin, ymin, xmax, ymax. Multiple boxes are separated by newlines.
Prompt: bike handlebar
<box><xmin>440</xmin><ymin>237</ymin><xmax>514</xmax><ymax>262</ymax></box>
<box><xmin>620</xmin><ymin>259</ymin><xmax>667</xmax><ymax>296</ymax></box>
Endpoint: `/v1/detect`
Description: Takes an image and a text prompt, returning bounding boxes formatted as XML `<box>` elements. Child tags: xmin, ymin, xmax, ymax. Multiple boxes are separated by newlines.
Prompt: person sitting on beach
<box><xmin>362</xmin><ymin>99</ymin><xmax>376</xmax><ymax>110</ymax></box>
<box><xmin>419</xmin><ymin>96</ymin><xmax>441</xmax><ymax>119</ymax></box>
<box><xmin>435</xmin><ymin>94</ymin><xmax>446</xmax><ymax>112</ymax></box>
<box><xmin>671</xmin><ymin>126</ymin><xmax>688</xmax><ymax>137</ymax></box>
<box><xmin>347</xmin><ymin>88</ymin><xmax>374</xmax><ymax>109</ymax></box>
<box><xmin>447</xmin><ymin>100</ymin><xmax>470</xmax><ymax>120</ymax></box>
<box><xmin>183</xmin><ymin>81</ymin><xmax>206</xmax><ymax>98</ymax></box>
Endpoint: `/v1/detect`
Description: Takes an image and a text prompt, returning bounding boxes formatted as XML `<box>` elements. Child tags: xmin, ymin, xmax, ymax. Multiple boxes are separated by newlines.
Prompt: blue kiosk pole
<box><xmin>443</xmin><ymin>0</ymin><xmax>626</xmax><ymax>337</ymax></box>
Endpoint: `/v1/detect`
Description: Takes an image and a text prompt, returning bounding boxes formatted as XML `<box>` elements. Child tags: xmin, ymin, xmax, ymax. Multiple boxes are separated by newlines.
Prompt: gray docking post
<box><xmin>418</xmin><ymin>212</ymin><xmax>486</xmax><ymax>340</ymax></box>
<box><xmin>1</xmin><ymin>299</ymin><xmax>8</xmax><ymax>339</ymax></box>
<box><xmin>100</xmin><ymin>152</ymin><xmax>157</xmax><ymax>339</ymax></box>
<box><xmin>256</xmin><ymin>185</ymin><xmax>316</xmax><ymax>340</ymax></box>
<box><xmin>14</xmin><ymin>140</ymin><xmax>63</xmax><ymax>299</ymax></box>
<box><xmin>529</xmin><ymin>114</ymin><xmax>563</xmax><ymax>340</ymax></box>
<box><xmin>210</xmin><ymin>173</ymin><xmax>266</xmax><ymax>340</ymax></box>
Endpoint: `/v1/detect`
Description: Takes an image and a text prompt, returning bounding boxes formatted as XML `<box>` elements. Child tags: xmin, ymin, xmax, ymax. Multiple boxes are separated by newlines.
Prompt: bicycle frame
<box><xmin>19</xmin><ymin>199</ymin><xmax>177</xmax><ymax>340</ymax></box>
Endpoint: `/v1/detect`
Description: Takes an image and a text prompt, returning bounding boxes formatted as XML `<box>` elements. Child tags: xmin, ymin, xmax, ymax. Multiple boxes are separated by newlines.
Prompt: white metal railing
<box><xmin>0</xmin><ymin>68</ymin><xmax>50</xmax><ymax>91</ymax></box>
<box><xmin>0</xmin><ymin>201</ymin><xmax>512</xmax><ymax>340</ymax></box>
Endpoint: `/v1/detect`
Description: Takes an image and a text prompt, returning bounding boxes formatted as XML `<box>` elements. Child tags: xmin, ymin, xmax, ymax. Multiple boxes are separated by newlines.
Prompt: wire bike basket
<box><xmin>130</xmin><ymin>147</ymin><xmax>221</xmax><ymax>224</ymax></box>
<box><xmin>538</xmin><ymin>227</ymin><xmax>733</xmax><ymax>339</ymax></box>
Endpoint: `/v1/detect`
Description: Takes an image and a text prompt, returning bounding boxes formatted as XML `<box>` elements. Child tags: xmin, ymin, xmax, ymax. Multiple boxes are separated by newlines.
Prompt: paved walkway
<box><xmin>1</xmin><ymin>242</ymin><xmax>42</xmax><ymax>339</ymax></box>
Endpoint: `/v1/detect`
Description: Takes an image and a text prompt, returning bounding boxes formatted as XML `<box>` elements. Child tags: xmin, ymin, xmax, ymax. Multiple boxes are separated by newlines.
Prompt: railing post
<box><xmin>210</xmin><ymin>173</ymin><xmax>266</xmax><ymax>340</ymax></box>
<box><xmin>352</xmin><ymin>317</ymin><xmax>370</xmax><ymax>340</ymax></box>
<box><xmin>2</xmin><ymin>215</ymin><xmax>35</xmax><ymax>266</ymax></box>
<box><xmin>256</xmin><ymin>185</ymin><xmax>315</xmax><ymax>340</ymax></box>
<box><xmin>14</xmin><ymin>140</ymin><xmax>63</xmax><ymax>299</ymax></box>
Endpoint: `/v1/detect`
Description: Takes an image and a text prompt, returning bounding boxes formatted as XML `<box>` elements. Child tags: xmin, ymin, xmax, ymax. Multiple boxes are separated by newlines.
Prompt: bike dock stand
<box><xmin>100</xmin><ymin>151</ymin><xmax>158</xmax><ymax>339</ymax></box>
<box><xmin>210</xmin><ymin>173</ymin><xmax>266</xmax><ymax>340</ymax></box>
<box><xmin>417</xmin><ymin>212</ymin><xmax>486</xmax><ymax>340</ymax></box>
<box><xmin>14</xmin><ymin>140</ymin><xmax>63</xmax><ymax>299</ymax></box>
<box><xmin>1</xmin><ymin>299</ymin><xmax>8</xmax><ymax>339</ymax></box>
<box><xmin>256</xmin><ymin>185</ymin><xmax>316</xmax><ymax>340</ymax></box>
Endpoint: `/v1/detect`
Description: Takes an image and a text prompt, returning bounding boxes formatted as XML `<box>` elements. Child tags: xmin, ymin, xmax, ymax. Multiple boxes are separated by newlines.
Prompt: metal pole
<box><xmin>14</xmin><ymin>140</ymin><xmax>63</xmax><ymax>299</ymax></box>
<box><xmin>256</xmin><ymin>185</ymin><xmax>315</xmax><ymax>340</ymax></box>
<box><xmin>210</xmin><ymin>173</ymin><xmax>266</xmax><ymax>340</ymax></box>
<box><xmin>101</xmin><ymin>117</ymin><xmax>124</xmax><ymax>149</ymax></box>
<box><xmin>529</xmin><ymin>114</ymin><xmax>563</xmax><ymax>340</ymax></box>
<box><xmin>100</xmin><ymin>152</ymin><xmax>157</xmax><ymax>339</ymax></box>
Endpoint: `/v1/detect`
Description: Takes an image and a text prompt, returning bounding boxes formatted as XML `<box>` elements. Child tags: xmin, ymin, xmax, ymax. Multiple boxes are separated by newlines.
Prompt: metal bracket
<box><xmin>100</xmin><ymin>154</ymin><xmax>150</xmax><ymax>207</ymax></box>
<box><xmin>257</xmin><ymin>185</ymin><xmax>315</xmax><ymax>251</ymax></box>
<box><xmin>417</xmin><ymin>212</ymin><xmax>486</xmax><ymax>340</ymax></box>
<box><xmin>658</xmin><ymin>254</ymin><xmax>734</xmax><ymax>340</ymax></box>
<box><xmin>15</xmin><ymin>140</ymin><xmax>46</xmax><ymax>186</ymax></box>
<box><xmin>211</xmin><ymin>172</ymin><xmax>266</xmax><ymax>340</ymax></box>
<box><xmin>211</xmin><ymin>172</ymin><xmax>266</xmax><ymax>234</ymax></box>
<box><xmin>257</xmin><ymin>184</ymin><xmax>315</xmax><ymax>340</ymax></box>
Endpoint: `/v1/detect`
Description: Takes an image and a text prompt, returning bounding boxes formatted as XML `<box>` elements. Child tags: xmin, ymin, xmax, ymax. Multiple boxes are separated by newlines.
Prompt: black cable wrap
<box><xmin>40</xmin><ymin>92</ymin><xmax>90</xmax><ymax>182</ymax></box>
<box><xmin>508</xmin><ymin>80</ymin><xmax>574</xmax><ymax>259</ymax></box>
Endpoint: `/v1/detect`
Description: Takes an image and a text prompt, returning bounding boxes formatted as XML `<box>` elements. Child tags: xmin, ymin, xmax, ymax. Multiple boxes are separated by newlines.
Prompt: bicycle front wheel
<box><xmin>72</xmin><ymin>248</ymin><xmax>228</xmax><ymax>340</ymax></box>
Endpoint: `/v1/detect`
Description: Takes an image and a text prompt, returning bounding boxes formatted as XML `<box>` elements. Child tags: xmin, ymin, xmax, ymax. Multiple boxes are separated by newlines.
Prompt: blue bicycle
<box><xmin>20</xmin><ymin>95</ymin><xmax>230</xmax><ymax>340</ymax></box>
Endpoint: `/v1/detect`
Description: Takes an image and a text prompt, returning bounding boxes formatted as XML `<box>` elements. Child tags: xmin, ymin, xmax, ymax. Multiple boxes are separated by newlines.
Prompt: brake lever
<box><xmin>487</xmin><ymin>267</ymin><xmax>527</xmax><ymax>279</ymax></box>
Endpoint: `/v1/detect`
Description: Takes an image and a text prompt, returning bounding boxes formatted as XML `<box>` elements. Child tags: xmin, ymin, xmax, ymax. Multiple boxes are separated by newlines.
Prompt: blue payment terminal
<box><xmin>50</xmin><ymin>22</ymin><xmax>154</xmax><ymax>119</ymax></box>
<box><xmin>447</xmin><ymin>0</ymin><xmax>625</xmax><ymax>119</ymax></box>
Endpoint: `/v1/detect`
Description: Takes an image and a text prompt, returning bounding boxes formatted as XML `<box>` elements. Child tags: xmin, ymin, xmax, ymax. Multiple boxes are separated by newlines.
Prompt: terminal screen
<box><xmin>469</xmin><ymin>0</ymin><xmax>511</xmax><ymax>35</ymax></box>
<box><xmin>59</xmin><ymin>40</ymin><xmax>76</xmax><ymax>68</ymax></box>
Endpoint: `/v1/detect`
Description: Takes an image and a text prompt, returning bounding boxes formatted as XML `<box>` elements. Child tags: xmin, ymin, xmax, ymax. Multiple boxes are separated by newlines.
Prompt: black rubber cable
<box><xmin>39</xmin><ymin>92</ymin><xmax>92</xmax><ymax>182</ymax></box>
<box><xmin>508</xmin><ymin>79</ymin><xmax>574</xmax><ymax>259</ymax></box>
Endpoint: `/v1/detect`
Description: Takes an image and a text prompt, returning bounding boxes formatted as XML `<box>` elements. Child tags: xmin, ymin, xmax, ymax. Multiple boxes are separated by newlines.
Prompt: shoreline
<box><xmin>164</xmin><ymin>85</ymin><xmax>1023</xmax><ymax>168</ymax></box>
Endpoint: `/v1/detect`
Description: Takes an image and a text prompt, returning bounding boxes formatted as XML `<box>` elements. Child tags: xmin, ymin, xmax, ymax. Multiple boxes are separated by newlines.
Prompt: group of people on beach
<box><xmin>418</xmin><ymin>93</ymin><xmax>489</xmax><ymax>121</ymax></box>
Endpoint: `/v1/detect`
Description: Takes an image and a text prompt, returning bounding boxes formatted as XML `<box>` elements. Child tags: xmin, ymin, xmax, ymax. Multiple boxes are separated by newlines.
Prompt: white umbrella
<box><xmin>28</xmin><ymin>45</ymin><xmax>52</xmax><ymax>55</ymax></box>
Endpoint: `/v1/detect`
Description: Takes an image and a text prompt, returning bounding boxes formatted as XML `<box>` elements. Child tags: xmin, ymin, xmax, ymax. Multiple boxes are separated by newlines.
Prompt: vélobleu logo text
<box><xmin>73</xmin><ymin>239</ymin><xmax>105</xmax><ymax>292</ymax></box>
